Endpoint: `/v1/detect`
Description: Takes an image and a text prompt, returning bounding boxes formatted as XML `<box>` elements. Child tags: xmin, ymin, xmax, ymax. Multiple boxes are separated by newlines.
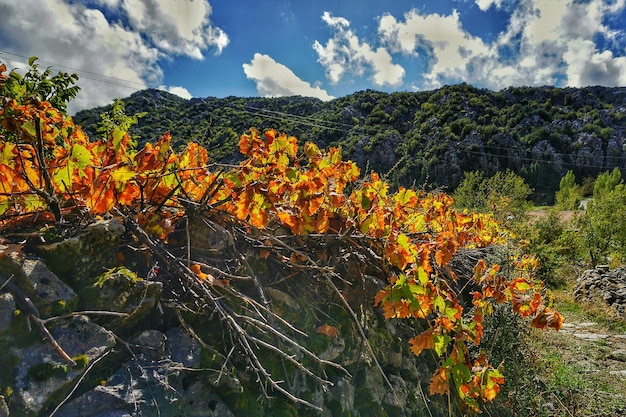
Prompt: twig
<box><xmin>48</xmin><ymin>348</ymin><xmax>113</xmax><ymax>417</ymax></box>
<box><xmin>1</xmin><ymin>279</ymin><xmax>75</xmax><ymax>365</ymax></box>
<box><xmin>41</xmin><ymin>311</ymin><xmax>130</xmax><ymax>324</ymax></box>
<box><xmin>118</xmin><ymin>209</ymin><xmax>331</xmax><ymax>411</ymax></box>
<box><xmin>323</xmin><ymin>271</ymin><xmax>400</xmax><ymax>403</ymax></box>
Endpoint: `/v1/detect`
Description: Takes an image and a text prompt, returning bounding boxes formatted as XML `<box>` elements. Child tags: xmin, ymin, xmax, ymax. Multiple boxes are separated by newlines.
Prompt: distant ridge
<box><xmin>74</xmin><ymin>84</ymin><xmax>626</xmax><ymax>203</ymax></box>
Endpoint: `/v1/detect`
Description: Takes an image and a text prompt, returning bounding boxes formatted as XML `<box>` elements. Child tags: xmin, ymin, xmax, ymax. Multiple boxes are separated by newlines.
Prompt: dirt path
<box><xmin>528</xmin><ymin>307</ymin><xmax>626</xmax><ymax>416</ymax></box>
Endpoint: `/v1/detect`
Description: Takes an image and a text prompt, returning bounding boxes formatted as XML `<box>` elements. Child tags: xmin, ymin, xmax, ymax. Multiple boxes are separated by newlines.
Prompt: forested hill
<box><xmin>74</xmin><ymin>84</ymin><xmax>626</xmax><ymax>203</ymax></box>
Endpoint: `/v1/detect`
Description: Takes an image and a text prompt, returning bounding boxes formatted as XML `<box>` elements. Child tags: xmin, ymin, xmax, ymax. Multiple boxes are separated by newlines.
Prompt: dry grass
<box><xmin>521</xmin><ymin>287</ymin><xmax>626</xmax><ymax>417</ymax></box>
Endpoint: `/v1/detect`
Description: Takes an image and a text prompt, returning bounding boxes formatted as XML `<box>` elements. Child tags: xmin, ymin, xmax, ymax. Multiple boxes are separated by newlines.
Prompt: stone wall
<box><xmin>0</xmin><ymin>218</ymin><xmax>457</xmax><ymax>417</ymax></box>
<box><xmin>574</xmin><ymin>266</ymin><xmax>626</xmax><ymax>318</ymax></box>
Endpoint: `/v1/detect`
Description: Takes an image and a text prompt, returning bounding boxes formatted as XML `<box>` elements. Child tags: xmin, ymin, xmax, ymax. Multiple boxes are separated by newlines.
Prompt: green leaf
<box><xmin>360</xmin><ymin>214</ymin><xmax>373</xmax><ymax>234</ymax></box>
<box><xmin>417</xmin><ymin>266</ymin><xmax>429</xmax><ymax>285</ymax></box>
<box><xmin>112</xmin><ymin>127</ymin><xmax>126</xmax><ymax>151</ymax></box>
<box><xmin>71</xmin><ymin>144</ymin><xmax>92</xmax><ymax>171</ymax></box>
<box><xmin>434</xmin><ymin>295</ymin><xmax>446</xmax><ymax>313</ymax></box>
<box><xmin>110</xmin><ymin>166</ymin><xmax>136</xmax><ymax>184</ymax></box>
<box><xmin>0</xmin><ymin>196</ymin><xmax>10</xmax><ymax>215</ymax></box>
<box><xmin>444</xmin><ymin>306</ymin><xmax>459</xmax><ymax>321</ymax></box>
<box><xmin>432</xmin><ymin>333</ymin><xmax>451</xmax><ymax>357</ymax></box>
<box><xmin>52</xmin><ymin>164</ymin><xmax>72</xmax><ymax>190</ymax></box>
<box><xmin>361</xmin><ymin>195</ymin><xmax>371</xmax><ymax>210</ymax></box>
<box><xmin>451</xmin><ymin>362</ymin><xmax>471</xmax><ymax>396</ymax></box>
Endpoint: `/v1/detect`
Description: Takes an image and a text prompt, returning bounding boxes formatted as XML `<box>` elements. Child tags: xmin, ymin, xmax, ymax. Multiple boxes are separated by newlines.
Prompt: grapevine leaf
<box><xmin>432</xmin><ymin>333</ymin><xmax>451</xmax><ymax>357</ymax></box>
<box><xmin>409</xmin><ymin>329</ymin><xmax>434</xmax><ymax>356</ymax></box>
<box><xmin>429</xmin><ymin>367</ymin><xmax>450</xmax><ymax>396</ymax></box>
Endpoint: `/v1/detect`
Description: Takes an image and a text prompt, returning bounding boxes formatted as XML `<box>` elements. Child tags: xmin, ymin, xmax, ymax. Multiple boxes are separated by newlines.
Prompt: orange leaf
<box><xmin>190</xmin><ymin>263</ymin><xmax>215</xmax><ymax>284</ymax></box>
<box><xmin>409</xmin><ymin>329</ymin><xmax>434</xmax><ymax>356</ymax></box>
<box><xmin>316</xmin><ymin>323</ymin><xmax>339</xmax><ymax>338</ymax></box>
<box><xmin>429</xmin><ymin>367</ymin><xmax>450</xmax><ymax>395</ymax></box>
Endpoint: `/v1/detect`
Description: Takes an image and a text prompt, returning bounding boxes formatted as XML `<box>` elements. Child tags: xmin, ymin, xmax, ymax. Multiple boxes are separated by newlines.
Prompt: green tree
<box><xmin>593</xmin><ymin>167</ymin><xmax>623</xmax><ymax>197</ymax></box>
<box><xmin>555</xmin><ymin>170</ymin><xmax>582</xmax><ymax>210</ymax></box>
<box><xmin>577</xmin><ymin>184</ymin><xmax>626</xmax><ymax>266</ymax></box>
<box><xmin>452</xmin><ymin>170</ymin><xmax>533</xmax><ymax>230</ymax></box>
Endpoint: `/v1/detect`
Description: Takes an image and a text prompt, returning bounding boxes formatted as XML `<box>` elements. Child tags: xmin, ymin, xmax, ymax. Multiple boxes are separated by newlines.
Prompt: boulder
<box><xmin>0</xmin><ymin>254</ymin><xmax>77</xmax><ymax>317</ymax></box>
<box><xmin>58</xmin><ymin>357</ymin><xmax>204</xmax><ymax>417</ymax></box>
<box><xmin>11</xmin><ymin>315</ymin><xmax>115</xmax><ymax>415</ymax></box>
<box><xmin>33</xmin><ymin>219</ymin><xmax>125</xmax><ymax>286</ymax></box>
<box><xmin>165</xmin><ymin>327</ymin><xmax>201</xmax><ymax>368</ymax></box>
<box><xmin>0</xmin><ymin>293</ymin><xmax>15</xmax><ymax>333</ymax></box>
<box><xmin>78</xmin><ymin>268</ymin><xmax>162</xmax><ymax>332</ymax></box>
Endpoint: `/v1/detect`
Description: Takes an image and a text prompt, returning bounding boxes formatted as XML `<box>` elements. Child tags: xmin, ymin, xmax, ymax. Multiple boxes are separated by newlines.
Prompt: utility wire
<box><xmin>0</xmin><ymin>50</ymin><xmax>146</xmax><ymax>90</ymax></box>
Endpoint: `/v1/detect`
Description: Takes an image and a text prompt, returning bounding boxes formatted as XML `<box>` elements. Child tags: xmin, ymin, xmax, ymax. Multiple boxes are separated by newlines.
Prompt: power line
<box><xmin>0</xmin><ymin>50</ymin><xmax>146</xmax><ymax>90</ymax></box>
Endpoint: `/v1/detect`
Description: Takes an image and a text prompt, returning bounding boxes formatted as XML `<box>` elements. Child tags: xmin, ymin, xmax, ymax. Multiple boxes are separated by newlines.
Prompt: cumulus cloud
<box><xmin>374</xmin><ymin>0</ymin><xmax>626</xmax><ymax>90</ymax></box>
<box><xmin>378</xmin><ymin>9</ymin><xmax>492</xmax><ymax>88</ymax></box>
<box><xmin>313</xmin><ymin>11</ymin><xmax>405</xmax><ymax>87</ymax></box>
<box><xmin>564</xmin><ymin>39</ymin><xmax>626</xmax><ymax>87</ymax></box>
<box><xmin>121</xmin><ymin>0</ymin><xmax>229</xmax><ymax>58</ymax></box>
<box><xmin>243</xmin><ymin>53</ymin><xmax>334</xmax><ymax>101</ymax></box>
<box><xmin>158</xmin><ymin>85</ymin><xmax>193</xmax><ymax>99</ymax></box>
<box><xmin>497</xmin><ymin>0</ymin><xmax>626</xmax><ymax>87</ymax></box>
<box><xmin>0</xmin><ymin>0</ymin><xmax>227</xmax><ymax>113</ymax></box>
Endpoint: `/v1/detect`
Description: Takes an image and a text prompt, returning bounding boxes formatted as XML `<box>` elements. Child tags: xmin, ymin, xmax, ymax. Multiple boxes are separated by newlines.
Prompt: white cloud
<box><xmin>498</xmin><ymin>0</ymin><xmax>626</xmax><ymax>88</ymax></box>
<box><xmin>378</xmin><ymin>9</ymin><xmax>492</xmax><ymax>88</ymax></box>
<box><xmin>0</xmin><ymin>0</ymin><xmax>227</xmax><ymax>113</ymax></box>
<box><xmin>158</xmin><ymin>85</ymin><xmax>193</xmax><ymax>99</ymax></box>
<box><xmin>375</xmin><ymin>0</ymin><xmax>626</xmax><ymax>90</ymax></box>
<box><xmin>121</xmin><ymin>0</ymin><xmax>229</xmax><ymax>58</ymax></box>
<box><xmin>475</xmin><ymin>0</ymin><xmax>504</xmax><ymax>11</ymax></box>
<box><xmin>243</xmin><ymin>53</ymin><xmax>335</xmax><ymax>101</ymax></box>
<box><xmin>313</xmin><ymin>12</ymin><xmax>405</xmax><ymax>87</ymax></box>
<box><xmin>564</xmin><ymin>39</ymin><xmax>626</xmax><ymax>87</ymax></box>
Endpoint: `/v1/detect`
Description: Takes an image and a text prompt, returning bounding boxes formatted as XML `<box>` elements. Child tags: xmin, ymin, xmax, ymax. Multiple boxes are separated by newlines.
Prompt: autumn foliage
<box><xmin>0</xmin><ymin>61</ymin><xmax>562</xmax><ymax>413</ymax></box>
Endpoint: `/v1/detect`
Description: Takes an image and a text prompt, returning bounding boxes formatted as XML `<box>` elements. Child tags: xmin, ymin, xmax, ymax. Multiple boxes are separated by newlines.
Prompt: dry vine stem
<box><xmin>117</xmin><ymin>209</ymin><xmax>348</xmax><ymax>411</ymax></box>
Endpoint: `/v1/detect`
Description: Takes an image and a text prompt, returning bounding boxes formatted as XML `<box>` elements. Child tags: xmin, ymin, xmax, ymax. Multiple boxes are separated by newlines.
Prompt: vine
<box><xmin>0</xmin><ymin>60</ymin><xmax>562</xmax><ymax>413</ymax></box>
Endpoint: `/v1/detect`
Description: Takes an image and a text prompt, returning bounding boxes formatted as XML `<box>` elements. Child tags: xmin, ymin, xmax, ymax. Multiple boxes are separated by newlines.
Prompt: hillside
<box><xmin>74</xmin><ymin>84</ymin><xmax>626</xmax><ymax>203</ymax></box>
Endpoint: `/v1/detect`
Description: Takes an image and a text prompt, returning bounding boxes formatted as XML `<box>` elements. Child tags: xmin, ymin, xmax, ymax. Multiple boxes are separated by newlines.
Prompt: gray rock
<box><xmin>19</xmin><ymin>258</ymin><xmax>77</xmax><ymax>317</ymax></box>
<box><xmin>575</xmin><ymin>266</ymin><xmax>626</xmax><ymax>318</ymax></box>
<box><xmin>383</xmin><ymin>374</ymin><xmax>408</xmax><ymax>408</ymax></box>
<box><xmin>132</xmin><ymin>330</ymin><xmax>167</xmax><ymax>361</ymax></box>
<box><xmin>59</xmin><ymin>358</ymin><xmax>186</xmax><ymax>417</ymax></box>
<box><xmin>185</xmin><ymin>381</ymin><xmax>235</xmax><ymax>417</ymax></box>
<box><xmin>573</xmin><ymin>332</ymin><xmax>609</xmax><ymax>341</ymax></box>
<box><xmin>0</xmin><ymin>292</ymin><xmax>15</xmax><ymax>333</ymax></box>
<box><xmin>608</xmin><ymin>349</ymin><xmax>626</xmax><ymax>362</ymax></box>
<box><xmin>165</xmin><ymin>327</ymin><xmax>201</xmax><ymax>368</ymax></box>
<box><xmin>318</xmin><ymin>336</ymin><xmax>345</xmax><ymax>361</ymax></box>
<box><xmin>33</xmin><ymin>219</ymin><xmax>125</xmax><ymax>285</ymax></box>
<box><xmin>188</xmin><ymin>216</ymin><xmax>234</xmax><ymax>261</ymax></box>
<box><xmin>80</xmin><ymin>268</ymin><xmax>162</xmax><ymax>331</ymax></box>
<box><xmin>0</xmin><ymin>254</ymin><xmax>77</xmax><ymax>318</ymax></box>
<box><xmin>11</xmin><ymin>315</ymin><xmax>115</xmax><ymax>414</ymax></box>
<box><xmin>331</xmin><ymin>377</ymin><xmax>354</xmax><ymax>413</ymax></box>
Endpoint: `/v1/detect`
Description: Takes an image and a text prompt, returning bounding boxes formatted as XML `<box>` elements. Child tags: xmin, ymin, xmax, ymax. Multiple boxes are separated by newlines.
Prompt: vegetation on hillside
<box><xmin>74</xmin><ymin>84</ymin><xmax>626</xmax><ymax>203</ymax></box>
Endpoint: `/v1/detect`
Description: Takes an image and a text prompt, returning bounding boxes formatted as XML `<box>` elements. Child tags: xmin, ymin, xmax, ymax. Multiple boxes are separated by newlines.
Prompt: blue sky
<box><xmin>0</xmin><ymin>0</ymin><xmax>625</xmax><ymax>113</ymax></box>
